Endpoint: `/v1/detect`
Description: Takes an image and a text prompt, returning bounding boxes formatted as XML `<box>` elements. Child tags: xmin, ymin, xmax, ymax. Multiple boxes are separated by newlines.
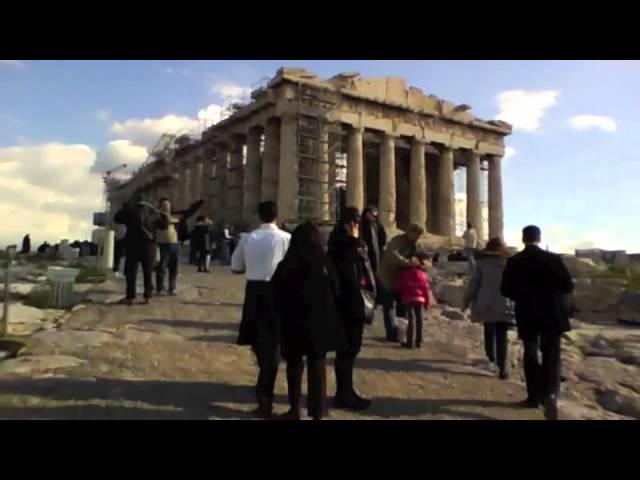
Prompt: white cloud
<box><xmin>0</xmin><ymin>60</ymin><xmax>24</xmax><ymax>69</ymax></box>
<box><xmin>95</xmin><ymin>109</ymin><xmax>110</xmax><ymax>122</ymax></box>
<box><xmin>0</xmin><ymin>143</ymin><xmax>103</xmax><ymax>247</ymax></box>
<box><xmin>569</xmin><ymin>114</ymin><xmax>617</xmax><ymax>132</ymax></box>
<box><xmin>94</xmin><ymin>140</ymin><xmax>148</xmax><ymax>175</ymax></box>
<box><xmin>211</xmin><ymin>81</ymin><xmax>251</xmax><ymax>102</ymax></box>
<box><xmin>0</xmin><ymin>95</ymin><xmax>236</xmax><ymax>247</ymax></box>
<box><xmin>496</xmin><ymin>90</ymin><xmax>559</xmax><ymax>131</ymax></box>
<box><xmin>107</xmin><ymin>104</ymin><xmax>225</xmax><ymax>150</ymax></box>
<box><xmin>197</xmin><ymin>104</ymin><xmax>224</xmax><ymax>127</ymax></box>
<box><xmin>108</xmin><ymin>114</ymin><xmax>200</xmax><ymax>150</ymax></box>
<box><xmin>165</xmin><ymin>67</ymin><xmax>174</xmax><ymax>74</ymax></box>
<box><xmin>503</xmin><ymin>147</ymin><xmax>516</xmax><ymax>165</ymax></box>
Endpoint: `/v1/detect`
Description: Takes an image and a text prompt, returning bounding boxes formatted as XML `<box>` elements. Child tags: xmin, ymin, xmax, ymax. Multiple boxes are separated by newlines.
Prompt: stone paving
<box><xmin>0</xmin><ymin>265</ymin><xmax>542</xmax><ymax>420</ymax></box>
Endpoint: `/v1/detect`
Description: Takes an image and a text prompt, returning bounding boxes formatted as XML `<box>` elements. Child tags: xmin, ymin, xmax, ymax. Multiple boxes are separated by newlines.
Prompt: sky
<box><xmin>0</xmin><ymin>60</ymin><xmax>638</xmax><ymax>253</ymax></box>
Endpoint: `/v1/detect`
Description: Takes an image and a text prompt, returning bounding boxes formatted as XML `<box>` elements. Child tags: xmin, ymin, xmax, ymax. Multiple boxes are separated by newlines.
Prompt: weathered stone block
<box><xmin>596</xmin><ymin>386</ymin><xmax>640</xmax><ymax>419</ymax></box>
<box><xmin>573</xmin><ymin>280</ymin><xmax>625</xmax><ymax>313</ymax></box>
<box><xmin>432</xmin><ymin>279</ymin><xmax>466</xmax><ymax>309</ymax></box>
<box><xmin>562</xmin><ymin>255</ymin><xmax>605</xmax><ymax>278</ymax></box>
<box><xmin>618</xmin><ymin>291</ymin><xmax>640</xmax><ymax>325</ymax></box>
<box><xmin>442</xmin><ymin>308</ymin><xmax>466</xmax><ymax>321</ymax></box>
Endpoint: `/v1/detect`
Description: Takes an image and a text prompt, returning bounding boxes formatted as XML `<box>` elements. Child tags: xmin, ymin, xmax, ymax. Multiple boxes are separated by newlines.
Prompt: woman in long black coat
<box><xmin>327</xmin><ymin>207</ymin><xmax>376</xmax><ymax>411</ymax></box>
<box><xmin>272</xmin><ymin>222</ymin><xmax>346</xmax><ymax>420</ymax></box>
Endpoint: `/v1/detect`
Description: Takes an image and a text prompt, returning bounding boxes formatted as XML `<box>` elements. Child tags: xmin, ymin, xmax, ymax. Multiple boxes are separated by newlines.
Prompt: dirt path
<box><xmin>0</xmin><ymin>265</ymin><xmax>542</xmax><ymax>420</ymax></box>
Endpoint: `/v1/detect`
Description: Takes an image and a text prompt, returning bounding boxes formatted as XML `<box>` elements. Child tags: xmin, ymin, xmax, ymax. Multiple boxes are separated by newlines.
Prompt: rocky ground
<box><xmin>0</xmin><ymin>263</ymin><xmax>547</xmax><ymax>420</ymax></box>
<box><xmin>1</xmin><ymin>256</ymin><xmax>639</xmax><ymax>420</ymax></box>
<box><xmin>430</xmin><ymin>259</ymin><xmax>640</xmax><ymax>420</ymax></box>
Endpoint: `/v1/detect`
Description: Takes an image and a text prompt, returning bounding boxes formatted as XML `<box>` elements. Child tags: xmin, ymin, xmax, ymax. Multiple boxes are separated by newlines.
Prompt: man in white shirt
<box><xmin>232</xmin><ymin>201</ymin><xmax>291</xmax><ymax>419</ymax></box>
<box><xmin>463</xmin><ymin>222</ymin><xmax>478</xmax><ymax>271</ymax></box>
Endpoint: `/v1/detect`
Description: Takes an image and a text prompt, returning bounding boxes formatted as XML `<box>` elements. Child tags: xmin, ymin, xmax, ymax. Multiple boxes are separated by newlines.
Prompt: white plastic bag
<box><xmin>394</xmin><ymin>317</ymin><xmax>409</xmax><ymax>344</ymax></box>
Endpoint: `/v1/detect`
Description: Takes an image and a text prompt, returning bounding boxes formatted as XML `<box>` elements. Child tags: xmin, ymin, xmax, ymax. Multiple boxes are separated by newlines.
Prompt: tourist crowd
<box><xmin>112</xmin><ymin>192</ymin><xmax>574</xmax><ymax>421</ymax></box>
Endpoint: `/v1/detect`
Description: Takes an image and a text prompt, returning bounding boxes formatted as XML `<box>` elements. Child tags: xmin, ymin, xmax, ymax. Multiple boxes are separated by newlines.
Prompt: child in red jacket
<box><xmin>394</xmin><ymin>257</ymin><xmax>431</xmax><ymax>349</ymax></box>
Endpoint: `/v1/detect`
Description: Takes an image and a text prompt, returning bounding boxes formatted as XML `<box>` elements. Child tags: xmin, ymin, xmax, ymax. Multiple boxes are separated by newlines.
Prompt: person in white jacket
<box><xmin>462</xmin><ymin>222</ymin><xmax>478</xmax><ymax>271</ymax></box>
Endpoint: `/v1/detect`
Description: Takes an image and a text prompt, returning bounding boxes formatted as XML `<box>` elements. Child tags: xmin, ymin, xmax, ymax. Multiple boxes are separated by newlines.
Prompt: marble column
<box><xmin>178</xmin><ymin>167</ymin><xmax>191</xmax><ymax>210</ymax></box>
<box><xmin>466</xmin><ymin>151</ymin><xmax>483</xmax><ymax>241</ymax></box>
<box><xmin>261</xmin><ymin>118</ymin><xmax>280</xmax><ymax>202</ymax></box>
<box><xmin>169</xmin><ymin>175</ymin><xmax>180</xmax><ymax>206</ymax></box>
<box><xmin>346</xmin><ymin>126</ymin><xmax>364</xmax><ymax>211</ymax></box>
<box><xmin>152</xmin><ymin>182</ymin><xmax>161</xmax><ymax>206</ymax></box>
<box><xmin>409</xmin><ymin>138</ymin><xmax>427</xmax><ymax>228</ymax></box>
<box><xmin>379</xmin><ymin>133</ymin><xmax>396</xmax><ymax>231</ymax></box>
<box><xmin>214</xmin><ymin>146</ymin><xmax>229</xmax><ymax>223</ymax></box>
<box><xmin>189</xmin><ymin>159</ymin><xmax>202</xmax><ymax>205</ymax></box>
<box><xmin>277</xmin><ymin>114</ymin><xmax>298</xmax><ymax>222</ymax></box>
<box><xmin>426</xmin><ymin>155</ymin><xmax>439</xmax><ymax>233</ymax></box>
<box><xmin>228</xmin><ymin>134</ymin><xmax>245</xmax><ymax>224</ymax></box>
<box><xmin>244</xmin><ymin>126</ymin><xmax>262</xmax><ymax>224</ymax></box>
<box><xmin>488</xmin><ymin>154</ymin><xmax>504</xmax><ymax>240</ymax></box>
<box><xmin>200</xmin><ymin>153</ymin><xmax>215</xmax><ymax>218</ymax></box>
<box><xmin>318</xmin><ymin>124</ymin><xmax>330</xmax><ymax>222</ymax></box>
<box><xmin>437</xmin><ymin>147</ymin><xmax>454</xmax><ymax>237</ymax></box>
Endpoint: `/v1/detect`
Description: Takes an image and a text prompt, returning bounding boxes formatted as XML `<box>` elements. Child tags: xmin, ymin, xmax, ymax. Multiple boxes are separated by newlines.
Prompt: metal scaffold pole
<box><xmin>294</xmin><ymin>82</ymin><xmax>344</xmax><ymax>226</ymax></box>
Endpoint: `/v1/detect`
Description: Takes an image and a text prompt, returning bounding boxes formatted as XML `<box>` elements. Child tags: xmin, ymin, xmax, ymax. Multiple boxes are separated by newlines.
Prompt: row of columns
<box><xmin>344</xmin><ymin>126</ymin><xmax>504</xmax><ymax>240</ymax></box>
<box><xmin>136</xmin><ymin>120</ymin><xmax>504</xmax><ymax>240</ymax></box>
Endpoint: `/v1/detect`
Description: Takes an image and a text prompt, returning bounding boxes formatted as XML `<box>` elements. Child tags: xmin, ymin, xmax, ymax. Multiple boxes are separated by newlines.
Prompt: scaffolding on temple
<box><xmin>294</xmin><ymin>82</ymin><xmax>345</xmax><ymax>225</ymax></box>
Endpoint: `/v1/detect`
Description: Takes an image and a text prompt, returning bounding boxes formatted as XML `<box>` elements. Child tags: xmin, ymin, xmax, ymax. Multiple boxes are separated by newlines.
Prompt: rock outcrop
<box><xmin>618</xmin><ymin>291</ymin><xmax>640</xmax><ymax>325</ymax></box>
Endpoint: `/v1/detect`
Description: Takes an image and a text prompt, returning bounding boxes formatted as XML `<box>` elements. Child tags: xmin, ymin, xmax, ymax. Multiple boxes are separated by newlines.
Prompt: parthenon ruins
<box><xmin>107</xmin><ymin>67</ymin><xmax>511</xmax><ymax>240</ymax></box>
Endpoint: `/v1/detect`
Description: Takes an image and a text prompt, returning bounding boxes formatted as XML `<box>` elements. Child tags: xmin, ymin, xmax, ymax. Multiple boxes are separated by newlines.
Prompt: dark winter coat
<box><xmin>361</xmin><ymin>219</ymin><xmax>387</xmax><ymax>275</ymax></box>
<box><xmin>327</xmin><ymin>230</ymin><xmax>376</xmax><ymax>326</ymax></box>
<box><xmin>272</xmin><ymin>254</ymin><xmax>347</xmax><ymax>358</ymax></box>
<box><xmin>113</xmin><ymin>202</ymin><xmax>155</xmax><ymax>248</ymax></box>
<box><xmin>190</xmin><ymin>224</ymin><xmax>211</xmax><ymax>252</ymax></box>
<box><xmin>173</xmin><ymin>200</ymin><xmax>205</xmax><ymax>242</ymax></box>
<box><xmin>501</xmin><ymin>245</ymin><xmax>574</xmax><ymax>338</ymax></box>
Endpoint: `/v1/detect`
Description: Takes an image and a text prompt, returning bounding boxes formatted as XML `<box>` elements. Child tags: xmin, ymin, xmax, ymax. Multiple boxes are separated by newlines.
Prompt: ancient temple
<box><xmin>107</xmin><ymin>67</ymin><xmax>511</xmax><ymax>240</ymax></box>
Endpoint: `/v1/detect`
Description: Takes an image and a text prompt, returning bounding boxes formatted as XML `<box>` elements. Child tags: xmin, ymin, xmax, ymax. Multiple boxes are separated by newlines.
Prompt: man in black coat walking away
<box><xmin>501</xmin><ymin>225</ymin><xmax>574</xmax><ymax>420</ymax></box>
<box><xmin>113</xmin><ymin>194</ymin><xmax>157</xmax><ymax>305</ymax></box>
<box><xmin>233</xmin><ymin>201</ymin><xmax>291</xmax><ymax>419</ymax></box>
<box><xmin>190</xmin><ymin>216</ymin><xmax>212</xmax><ymax>272</ymax></box>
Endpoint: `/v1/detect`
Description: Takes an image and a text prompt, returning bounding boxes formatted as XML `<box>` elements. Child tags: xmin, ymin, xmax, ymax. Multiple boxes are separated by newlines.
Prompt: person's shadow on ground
<box><xmin>0</xmin><ymin>375</ymin><xmax>523</xmax><ymax>420</ymax></box>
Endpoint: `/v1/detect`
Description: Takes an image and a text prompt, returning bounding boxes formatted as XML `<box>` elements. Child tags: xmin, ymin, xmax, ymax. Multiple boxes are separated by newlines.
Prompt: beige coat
<box><xmin>379</xmin><ymin>234</ymin><xmax>417</xmax><ymax>290</ymax></box>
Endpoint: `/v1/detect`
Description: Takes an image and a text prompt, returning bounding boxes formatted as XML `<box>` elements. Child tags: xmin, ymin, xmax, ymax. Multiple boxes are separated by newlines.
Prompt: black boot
<box><xmin>279</xmin><ymin>362</ymin><xmax>303</xmax><ymax>420</ymax></box>
<box><xmin>333</xmin><ymin>354</ymin><xmax>371</xmax><ymax>411</ymax></box>
<box><xmin>307</xmin><ymin>357</ymin><xmax>327</xmax><ymax>420</ymax></box>
<box><xmin>252</xmin><ymin>397</ymin><xmax>273</xmax><ymax>419</ymax></box>
<box><xmin>543</xmin><ymin>395</ymin><xmax>559</xmax><ymax>420</ymax></box>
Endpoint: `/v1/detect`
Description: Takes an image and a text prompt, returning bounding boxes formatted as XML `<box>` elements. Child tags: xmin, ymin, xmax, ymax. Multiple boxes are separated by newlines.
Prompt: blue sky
<box><xmin>0</xmin><ymin>60</ymin><xmax>638</xmax><ymax>252</ymax></box>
